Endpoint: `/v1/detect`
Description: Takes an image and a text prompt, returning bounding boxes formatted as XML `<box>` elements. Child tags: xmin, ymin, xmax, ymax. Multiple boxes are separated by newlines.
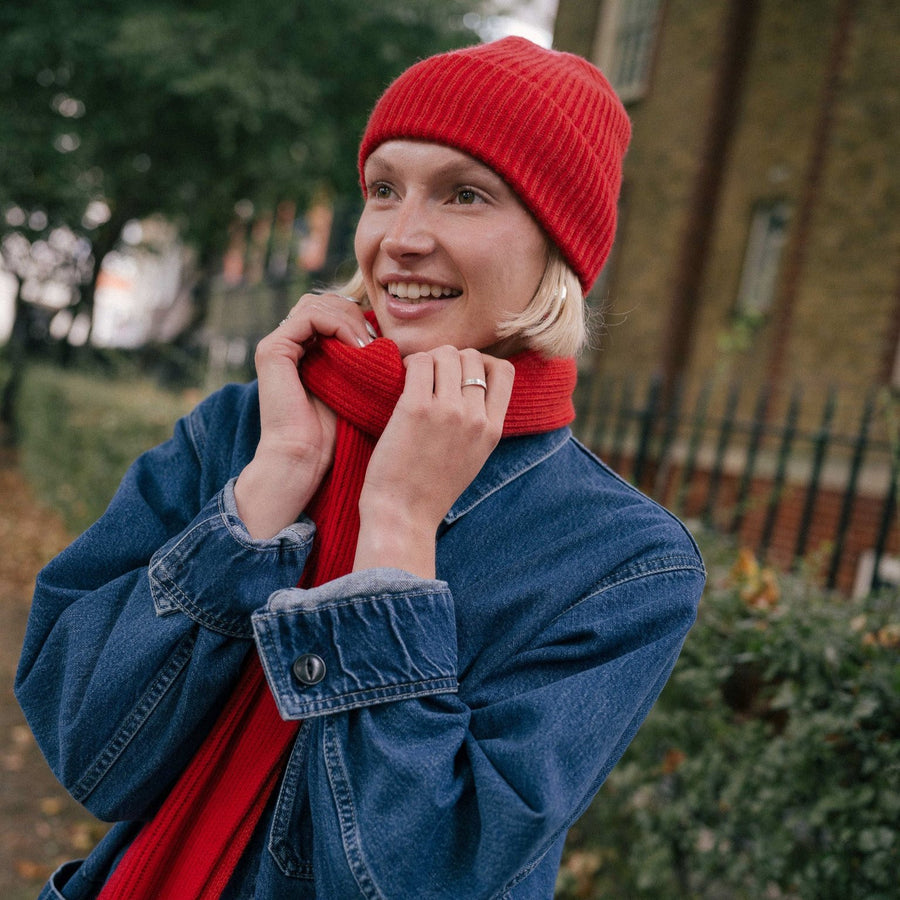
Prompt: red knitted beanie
<box><xmin>358</xmin><ymin>36</ymin><xmax>631</xmax><ymax>294</ymax></box>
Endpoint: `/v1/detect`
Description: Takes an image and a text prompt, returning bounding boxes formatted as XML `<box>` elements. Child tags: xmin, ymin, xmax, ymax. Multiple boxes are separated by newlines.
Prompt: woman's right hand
<box><xmin>353</xmin><ymin>346</ymin><xmax>514</xmax><ymax>579</ymax></box>
<box><xmin>234</xmin><ymin>292</ymin><xmax>374</xmax><ymax>539</ymax></box>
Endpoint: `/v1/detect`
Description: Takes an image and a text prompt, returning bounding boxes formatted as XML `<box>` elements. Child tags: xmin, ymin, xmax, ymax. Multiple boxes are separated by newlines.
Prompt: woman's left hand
<box><xmin>353</xmin><ymin>346</ymin><xmax>514</xmax><ymax>579</ymax></box>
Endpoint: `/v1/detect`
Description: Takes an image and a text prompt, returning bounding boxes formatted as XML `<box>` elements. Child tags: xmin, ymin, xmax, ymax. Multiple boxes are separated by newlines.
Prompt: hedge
<box><xmin>15</xmin><ymin>362</ymin><xmax>194</xmax><ymax>533</ymax></box>
<box><xmin>557</xmin><ymin>547</ymin><xmax>900</xmax><ymax>899</ymax></box>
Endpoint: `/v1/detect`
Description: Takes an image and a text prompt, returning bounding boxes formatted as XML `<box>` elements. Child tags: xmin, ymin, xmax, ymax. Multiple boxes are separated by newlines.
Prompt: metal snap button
<box><xmin>292</xmin><ymin>653</ymin><xmax>326</xmax><ymax>686</ymax></box>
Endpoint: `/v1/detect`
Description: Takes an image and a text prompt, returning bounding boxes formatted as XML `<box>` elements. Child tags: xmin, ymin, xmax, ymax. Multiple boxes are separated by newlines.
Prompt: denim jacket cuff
<box><xmin>252</xmin><ymin>569</ymin><xmax>458</xmax><ymax>719</ymax></box>
<box><xmin>148</xmin><ymin>478</ymin><xmax>316</xmax><ymax>638</ymax></box>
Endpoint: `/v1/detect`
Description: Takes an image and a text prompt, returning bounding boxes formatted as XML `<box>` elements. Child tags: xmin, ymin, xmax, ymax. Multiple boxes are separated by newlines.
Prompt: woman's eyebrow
<box><xmin>365</xmin><ymin>151</ymin><xmax>506</xmax><ymax>188</ymax></box>
<box><xmin>364</xmin><ymin>151</ymin><xmax>399</xmax><ymax>177</ymax></box>
<box><xmin>442</xmin><ymin>162</ymin><xmax>506</xmax><ymax>187</ymax></box>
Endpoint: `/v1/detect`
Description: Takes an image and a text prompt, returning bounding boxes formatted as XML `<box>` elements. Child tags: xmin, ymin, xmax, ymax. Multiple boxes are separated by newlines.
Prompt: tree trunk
<box><xmin>58</xmin><ymin>210</ymin><xmax>131</xmax><ymax>367</ymax></box>
<box><xmin>1</xmin><ymin>274</ymin><xmax>29</xmax><ymax>444</ymax></box>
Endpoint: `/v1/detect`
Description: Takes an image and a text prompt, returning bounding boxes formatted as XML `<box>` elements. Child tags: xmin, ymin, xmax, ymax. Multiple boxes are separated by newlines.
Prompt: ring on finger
<box><xmin>461</xmin><ymin>378</ymin><xmax>488</xmax><ymax>391</ymax></box>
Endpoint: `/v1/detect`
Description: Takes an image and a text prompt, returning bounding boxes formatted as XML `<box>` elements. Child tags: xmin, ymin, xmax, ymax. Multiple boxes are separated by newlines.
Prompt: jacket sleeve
<box><xmin>252</xmin><ymin>557</ymin><xmax>705</xmax><ymax>899</ymax></box>
<box><xmin>14</xmin><ymin>386</ymin><xmax>314</xmax><ymax>821</ymax></box>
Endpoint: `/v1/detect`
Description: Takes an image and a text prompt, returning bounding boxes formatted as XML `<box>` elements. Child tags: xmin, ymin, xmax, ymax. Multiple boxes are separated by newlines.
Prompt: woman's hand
<box><xmin>234</xmin><ymin>292</ymin><xmax>374</xmax><ymax>539</ymax></box>
<box><xmin>354</xmin><ymin>346</ymin><xmax>514</xmax><ymax>578</ymax></box>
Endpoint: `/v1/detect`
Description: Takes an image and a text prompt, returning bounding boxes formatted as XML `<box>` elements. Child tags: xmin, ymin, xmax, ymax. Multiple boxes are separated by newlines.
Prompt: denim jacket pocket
<box><xmin>267</xmin><ymin>725</ymin><xmax>315</xmax><ymax>880</ymax></box>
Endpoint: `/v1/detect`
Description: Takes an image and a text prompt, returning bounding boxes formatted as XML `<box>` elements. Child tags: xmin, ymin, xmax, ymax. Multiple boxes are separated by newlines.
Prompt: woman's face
<box><xmin>355</xmin><ymin>140</ymin><xmax>548</xmax><ymax>357</ymax></box>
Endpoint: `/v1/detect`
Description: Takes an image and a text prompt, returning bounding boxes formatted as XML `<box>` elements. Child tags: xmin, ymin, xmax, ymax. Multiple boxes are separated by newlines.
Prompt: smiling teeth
<box><xmin>387</xmin><ymin>282</ymin><xmax>460</xmax><ymax>301</ymax></box>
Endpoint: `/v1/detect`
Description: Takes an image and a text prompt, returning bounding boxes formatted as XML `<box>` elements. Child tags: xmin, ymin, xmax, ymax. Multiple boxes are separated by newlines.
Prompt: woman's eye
<box><xmin>456</xmin><ymin>189</ymin><xmax>479</xmax><ymax>205</ymax></box>
<box><xmin>372</xmin><ymin>184</ymin><xmax>393</xmax><ymax>199</ymax></box>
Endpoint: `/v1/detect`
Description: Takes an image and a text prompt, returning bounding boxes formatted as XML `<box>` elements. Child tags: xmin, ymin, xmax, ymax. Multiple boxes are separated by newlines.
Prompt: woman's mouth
<box><xmin>386</xmin><ymin>281</ymin><xmax>461</xmax><ymax>302</ymax></box>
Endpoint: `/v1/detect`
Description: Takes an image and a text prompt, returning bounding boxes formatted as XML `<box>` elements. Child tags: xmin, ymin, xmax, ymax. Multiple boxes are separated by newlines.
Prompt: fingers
<box><xmin>253</xmin><ymin>291</ymin><xmax>373</xmax><ymax>442</ymax></box>
<box><xmin>273</xmin><ymin>290</ymin><xmax>375</xmax><ymax>355</ymax></box>
<box><xmin>402</xmin><ymin>346</ymin><xmax>514</xmax><ymax>430</ymax></box>
<box><xmin>480</xmin><ymin>353</ymin><xmax>515</xmax><ymax>423</ymax></box>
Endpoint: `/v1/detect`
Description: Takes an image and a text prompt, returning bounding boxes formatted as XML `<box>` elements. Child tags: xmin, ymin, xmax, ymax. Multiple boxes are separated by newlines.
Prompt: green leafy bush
<box><xmin>558</xmin><ymin>543</ymin><xmax>900</xmax><ymax>899</ymax></box>
<box><xmin>16</xmin><ymin>363</ymin><xmax>194</xmax><ymax>533</ymax></box>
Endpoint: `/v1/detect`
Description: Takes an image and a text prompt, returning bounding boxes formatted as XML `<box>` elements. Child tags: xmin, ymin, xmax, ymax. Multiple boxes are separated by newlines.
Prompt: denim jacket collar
<box><xmin>444</xmin><ymin>427</ymin><xmax>571</xmax><ymax>525</ymax></box>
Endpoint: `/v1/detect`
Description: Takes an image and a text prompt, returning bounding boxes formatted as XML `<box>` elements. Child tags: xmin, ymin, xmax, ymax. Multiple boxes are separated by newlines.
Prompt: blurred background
<box><xmin>1</xmin><ymin>1</ymin><xmax>898</xmax><ymax>898</ymax></box>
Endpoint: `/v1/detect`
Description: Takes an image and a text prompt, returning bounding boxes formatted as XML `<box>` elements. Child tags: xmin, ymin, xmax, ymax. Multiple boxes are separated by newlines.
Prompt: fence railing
<box><xmin>572</xmin><ymin>373</ymin><xmax>900</xmax><ymax>597</ymax></box>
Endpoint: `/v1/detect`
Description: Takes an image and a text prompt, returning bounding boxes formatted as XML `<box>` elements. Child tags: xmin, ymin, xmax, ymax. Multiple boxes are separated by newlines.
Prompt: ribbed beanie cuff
<box><xmin>359</xmin><ymin>37</ymin><xmax>631</xmax><ymax>294</ymax></box>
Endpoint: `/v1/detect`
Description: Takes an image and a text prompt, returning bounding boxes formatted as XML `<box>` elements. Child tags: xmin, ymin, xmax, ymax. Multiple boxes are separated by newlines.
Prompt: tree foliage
<box><xmin>1</xmin><ymin>0</ymin><xmax>478</xmax><ymax>263</ymax></box>
<box><xmin>0</xmin><ymin>0</ymin><xmax>481</xmax><ymax>430</ymax></box>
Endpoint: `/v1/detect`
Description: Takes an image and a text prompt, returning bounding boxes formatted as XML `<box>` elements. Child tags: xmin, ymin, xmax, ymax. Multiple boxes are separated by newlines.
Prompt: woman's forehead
<box><xmin>364</xmin><ymin>140</ymin><xmax>503</xmax><ymax>182</ymax></box>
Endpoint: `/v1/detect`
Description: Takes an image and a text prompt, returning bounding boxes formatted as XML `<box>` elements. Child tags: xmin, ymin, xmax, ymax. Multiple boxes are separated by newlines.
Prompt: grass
<box><xmin>15</xmin><ymin>362</ymin><xmax>197</xmax><ymax>533</ymax></box>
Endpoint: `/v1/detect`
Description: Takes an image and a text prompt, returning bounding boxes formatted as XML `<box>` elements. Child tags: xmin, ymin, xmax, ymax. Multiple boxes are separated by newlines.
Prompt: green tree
<box><xmin>0</xmin><ymin>0</ymin><xmax>479</xmax><ymax>426</ymax></box>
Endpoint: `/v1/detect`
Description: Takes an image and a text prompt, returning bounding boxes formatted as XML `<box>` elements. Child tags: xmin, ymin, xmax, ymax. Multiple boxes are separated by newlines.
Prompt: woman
<box><xmin>17</xmin><ymin>37</ymin><xmax>705</xmax><ymax>899</ymax></box>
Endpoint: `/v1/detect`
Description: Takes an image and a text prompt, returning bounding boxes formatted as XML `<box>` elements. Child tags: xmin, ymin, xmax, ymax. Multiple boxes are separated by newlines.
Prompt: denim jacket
<box><xmin>16</xmin><ymin>381</ymin><xmax>705</xmax><ymax>899</ymax></box>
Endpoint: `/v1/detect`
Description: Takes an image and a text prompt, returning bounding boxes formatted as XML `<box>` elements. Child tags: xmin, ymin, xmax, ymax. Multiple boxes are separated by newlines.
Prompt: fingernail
<box><xmin>357</xmin><ymin>337</ymin><xmax>367</xmax><ymax>348</ymax></box>
<box><xmin>365</xmin><ymin>322</ymin><xmax>378</xmax><ymax>340</ymax></box>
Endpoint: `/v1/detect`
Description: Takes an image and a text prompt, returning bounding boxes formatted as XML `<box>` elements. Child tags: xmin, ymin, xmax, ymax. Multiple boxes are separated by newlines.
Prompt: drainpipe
<box><xmin>660</xmin><ymin>0</ymin><xmax>761</xmax><ymax>399</ymax></box>
<box><xmin>766</xmin><ymin>0</ymin><xmax>857</xmax><ymax>390</ymax></box>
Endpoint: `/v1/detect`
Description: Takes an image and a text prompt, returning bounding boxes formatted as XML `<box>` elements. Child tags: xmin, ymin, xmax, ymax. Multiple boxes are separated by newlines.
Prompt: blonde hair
<box><xmin>494</xmin><ymin>245</ymin><xmax>587</xmax><ymax>358</ymax></box>
<box><xmin>331</xmin><ymin>244</ymin><xmax>588</xmax><ymax>359</ymax></box>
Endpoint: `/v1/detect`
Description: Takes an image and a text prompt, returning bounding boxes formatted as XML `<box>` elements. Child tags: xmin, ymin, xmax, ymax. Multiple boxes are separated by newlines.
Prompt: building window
<box><xmin>593</xmin><ymin>0</ymin><xmax>662</xmax><ymax>103</ymax></box>
<box><xmin>735</xmin><ymin>201</ymin><xmax>791</xmax><ymax>318</ymax></box>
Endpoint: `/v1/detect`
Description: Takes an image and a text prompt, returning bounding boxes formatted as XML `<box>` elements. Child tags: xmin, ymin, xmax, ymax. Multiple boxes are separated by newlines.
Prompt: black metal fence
<box><xmin>572</xmin><ymin>373</ymin><xmax>900</xmax><ymax>596</ymax></box>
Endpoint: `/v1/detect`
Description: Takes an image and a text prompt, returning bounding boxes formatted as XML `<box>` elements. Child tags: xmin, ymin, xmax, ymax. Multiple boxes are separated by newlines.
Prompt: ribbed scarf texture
<box><xmin>99</xmin><ymin>335</ymin><xmax>576</xmax><ymax>899</ymax></box>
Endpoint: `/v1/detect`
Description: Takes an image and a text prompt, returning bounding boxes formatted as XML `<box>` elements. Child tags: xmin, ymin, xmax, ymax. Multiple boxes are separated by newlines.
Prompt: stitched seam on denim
<box><xmin>498</xmin><ymin>853</ymin><xmax>545</xmax><ymax>897</ymax></box>
<box><xmin>151</xmin><ymin>567</ymin><xmax>251</xmax><ymax>637</ymax></box>
<box><xmin>254</xmin><ymin>618</ymin><xmax>287</xmax><ymax>709</ymax></box>
<box><xmin>158</xmin><ymin>506</ymin><xmax>307</xmax><ymax>558</ymax></box>
<box><xmin>547</xmin><ymin>557</ymin><xmax>704</xmax><ymax>629</ymax></box>
<box><xmin>186</xmin><ymin>403</ymin><xmax>207</xmax><ymax>460</ymax></box>
<box><xmin>268</xmin><ymin>727</ymin><xmax>314</xmax><ymax>879</ymax></box>
<box><xmin>257</xmin><ymin>587</ymin><xmax>448</xmax><ymax>619</ymax></box>
<box><xmin>445</xmin><ymin>434</ymin><xmax>569</xmax><ymax>522</ymax></box>
<box><xmin>70</xmin><ymin>632</ymin><xmax>197</xmax><ymax>803</ymax></box>
<box><xmin>150</xmin><ymin>512</ymin><xmax>309</xmax><ymax>636</ymax></box>
<box><xmin>323</xmin><ymin>718</ymin><xmax>384</xmax><ymax>899</ymax></box>
<box><xmin>152</xmin><ymin>578</ymin><xmax>179</xmax><ymax>615</ymax></box>
<box><xmin>570</xmin><ymin>437</ymin><xmax>707</xmax><ymax>557</ymax></box>
<box><xmin>590</xmin><ymin>556</ymin><xmax>706</xmax><ymax>593</ymax></box>
<box><xmin>279</xmin><ymin>680</ymin><xmax>458</xmax><ymax>719</ymax></box>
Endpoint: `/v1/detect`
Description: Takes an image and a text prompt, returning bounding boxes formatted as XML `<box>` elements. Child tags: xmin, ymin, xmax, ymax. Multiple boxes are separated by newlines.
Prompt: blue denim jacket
<box><xmin>16</xmin><ymin>381</ymin><xmax>705</xmax><ymax>899</ymax></box>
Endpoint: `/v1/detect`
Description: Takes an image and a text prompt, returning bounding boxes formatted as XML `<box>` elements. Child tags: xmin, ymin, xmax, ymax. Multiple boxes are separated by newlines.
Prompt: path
<box><xmin>0</xmin><ymin>450</ymin><xmax>107</xmax><ymax>899</ymax></box>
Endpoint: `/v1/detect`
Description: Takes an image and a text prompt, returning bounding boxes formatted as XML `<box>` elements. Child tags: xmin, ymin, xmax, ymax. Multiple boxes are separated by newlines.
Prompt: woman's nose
<box><xmin>380</xmin><ymin>200</ymin><xmax>436</xmax><ymax>258</ymax></box>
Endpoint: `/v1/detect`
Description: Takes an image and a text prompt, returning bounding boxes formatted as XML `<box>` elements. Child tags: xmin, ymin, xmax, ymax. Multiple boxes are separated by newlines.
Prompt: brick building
<box><xmin>553</xmin><ymin>0</ymin><xmax>900</xmax><ymax>592</ymax></box>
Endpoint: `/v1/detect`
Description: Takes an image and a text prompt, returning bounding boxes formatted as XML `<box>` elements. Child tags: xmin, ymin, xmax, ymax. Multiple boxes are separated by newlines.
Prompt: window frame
<box><xmin>592</xmin><ymin>0</ymin><xmax>663</xmax><ymax>103</ymax></box>
<box><xmin>735</xmin><ymin>200</ymin><xmax>791</xmax><ymax>319</ymax></box>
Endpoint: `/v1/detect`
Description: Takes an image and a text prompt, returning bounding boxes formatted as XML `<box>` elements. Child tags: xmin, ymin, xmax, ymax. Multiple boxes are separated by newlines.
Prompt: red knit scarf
<box><xmin>99</xmin><ymin>336</ymin><xmax>576</xmax><ymax>899</ymax></box>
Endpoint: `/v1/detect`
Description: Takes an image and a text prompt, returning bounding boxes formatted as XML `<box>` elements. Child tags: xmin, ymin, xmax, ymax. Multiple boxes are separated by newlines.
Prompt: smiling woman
<box><xmin>16</xmin><ymin>37</ymin><xmax>705</xmax><ymax>900</ymax></box>
<box><xmin>355</xmin><ymin>141</ymin><xmax>549</xmax><ymax>357</ymax></box>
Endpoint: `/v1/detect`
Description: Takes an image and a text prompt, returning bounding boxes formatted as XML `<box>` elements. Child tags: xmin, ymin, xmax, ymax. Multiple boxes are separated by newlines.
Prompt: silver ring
<box><xmin>461</xmin><ymin>378</ymin><xmax>488</xmax><ymax>390</ymax></box>
<box><xmin>335</xmin><ymin>293</ymin><xmax>361</xmax><ymax>305</ymax></box>
<box><xmin>279</xmin><ymin>313</ymin><xmax>293</xmax><ymax>326</ymax></box>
